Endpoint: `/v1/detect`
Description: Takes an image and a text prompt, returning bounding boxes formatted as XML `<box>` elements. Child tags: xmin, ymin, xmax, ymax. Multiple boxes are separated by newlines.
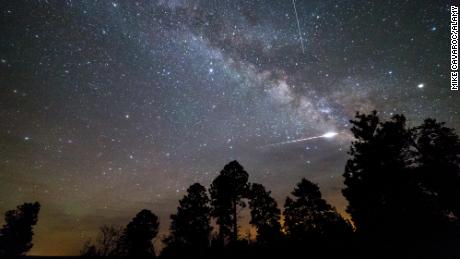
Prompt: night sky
<box><xmin>0</xmin><ymin>0</ymin><xmax>457</xmax><ymax>255</ymax></box>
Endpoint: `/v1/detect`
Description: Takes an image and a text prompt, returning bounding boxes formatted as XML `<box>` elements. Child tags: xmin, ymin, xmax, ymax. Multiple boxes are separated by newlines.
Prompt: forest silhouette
<box><xmin>1</xmin><ymin>111</ymin><xmax>460</xmax><ymax>258</ymax></box>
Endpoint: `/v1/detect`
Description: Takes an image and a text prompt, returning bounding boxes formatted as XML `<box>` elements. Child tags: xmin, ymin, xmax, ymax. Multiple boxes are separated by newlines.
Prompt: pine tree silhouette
<box><xmin>343</xmin><ymin>111</ymin><xmax>460</xmax><ymax>258</ymax></box>
<box><xmin>163</xmin><ymin>183</ymin><xmax>211</xmax><ymax>258</ymax></box>
<box><xmin>284</xmin><ymin>178</ymin><xmax>352</xmax><ymax>257</ymax></box>
<box><xmin>412</xmin><ymin>118</ymin><xmax>460</xmax><ymax>257</ymax></box>
<box><xmin>118</xmin><ymin>209</ymin><xmax>159</xmax><ymax>257</ymax></box>
<box><xmin>209</xmin><ymin>160</ymin><xmax>249</xmax><ymax>244</ymax></box>
<box><xmin>343</xmin><ymin>112</ymin><xmax>413</xmax><ymax>239</ymax></box>
<box><xmin>415</xmin><ymin>118</ymin><xmax>460</xmax><ymax>218</ymax></box>
<box><xmin>248</xmin><ymin>183</ymin><xmax>282</xmax><ymax>246</ymax></box>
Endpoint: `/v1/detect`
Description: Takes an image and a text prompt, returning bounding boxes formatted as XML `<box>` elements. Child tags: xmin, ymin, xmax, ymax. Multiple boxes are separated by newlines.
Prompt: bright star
<box><xmin>417</xmin><ymin>83</ymin><xmax>424</xmax><ymax>89</ymax></box>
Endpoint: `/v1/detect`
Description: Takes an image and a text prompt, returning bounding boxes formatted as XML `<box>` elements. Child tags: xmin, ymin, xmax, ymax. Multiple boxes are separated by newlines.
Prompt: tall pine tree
<box><xmin>248</xmin><ymin>183</ymin><xmax>282</xmax><ymax>246</ymax></box>
<box><xmin>210</xmin><ymin>160</ymin><xmax>249</xmax><ymax>244</ymax></box>
<box><xmin>163</xmin><ymin>183</ymin><xmax>211</xmax><ymax>257</ymax></box>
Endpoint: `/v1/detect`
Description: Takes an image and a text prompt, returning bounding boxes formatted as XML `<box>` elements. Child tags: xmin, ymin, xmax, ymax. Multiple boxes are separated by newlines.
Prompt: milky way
<box><xmin>0</xmin><ymin>0</ymin><xmax>457</xmax><ymax>255</ymax></box>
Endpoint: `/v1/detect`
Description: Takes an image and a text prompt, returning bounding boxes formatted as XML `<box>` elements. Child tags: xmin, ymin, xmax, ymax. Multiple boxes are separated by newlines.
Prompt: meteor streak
<box><xmin>259</xmin><ymin>131</ymin><xmax>339</xmax><ymax>148</ymax></box>
<box><xmin>292</xmin><ymin>0</ymin><xmax>305</xmax><ymax>54</ymax></box>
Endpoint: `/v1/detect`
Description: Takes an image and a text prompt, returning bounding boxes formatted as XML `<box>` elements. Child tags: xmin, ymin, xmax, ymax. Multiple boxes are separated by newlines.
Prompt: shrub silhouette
<box><xmin>80</xmin><ymin>225</ymin><xmax>123</xmax><ymax>256</ymax></box>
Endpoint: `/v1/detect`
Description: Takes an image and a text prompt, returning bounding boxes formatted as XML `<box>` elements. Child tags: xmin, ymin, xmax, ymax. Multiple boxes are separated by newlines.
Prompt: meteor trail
<box><xmin>259</xmin><ymin>131</ymin><xmax>339</xmax><ymax>149</ymax></box>
<box><xmin>292</xmin><ymin>0</ymin><xmax>305</xmax><ymax>54</ymax></box>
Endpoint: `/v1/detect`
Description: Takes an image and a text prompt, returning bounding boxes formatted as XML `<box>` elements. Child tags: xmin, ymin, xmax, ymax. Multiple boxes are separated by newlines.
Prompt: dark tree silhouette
<box><xmin>118</xmin><ymin>209</ymin><xmax>159</xmax><ymax>257</ymax></box>
<box><xmin>343</xmin><ymin>112</ymin><xmax>414</xmax><ymax>238</ymax></box>
<box><xmin>209</xmin><ymin>160</ymin><xmax>249</xmax><ymax>244</ymax></box>
<box><xmin>284</xmin><ymin>178</ymin><xmax>352</xmax><ymax>256</ymax></box>
<box><xmin>0</xmin><ymin>202</ymin><xmax>40</xmax><ymax>256</ymax></box>
<box><xmin>343</xmin><ymin>111</ymin><xmax>460</xmax><ymax>257</ymax></box>
<box><xmin>415</xmin><ymin>119</ymin><xmax>460</xmax><ymax>218</ymax></box>
<box><xmin>412</xmin><ymin>118</ymin><xmax>460</xmax><ymax>256</ymax></box>
<box><xmin>80</xmin><ymin>225</ymin><xmax>123</xmax><ymax>256</ymax></box>
<box><xmin>248</xmin><ymin>183</ymin><xmax>282</xmax><ymax>246</ymax></box>
<box><xmin>162</xmin><ymin>183</ymin><xmax>211</xmax><ymax>258</ymax></box>
<box><xmin>284</xmin><ymin>178</ymin><xmax>353</xmax><ymax>258</ymax></box>
<box><xmin>80</xmin><ymin>240</ymin><xmax>98</xmax><ymax>257</ymax></box>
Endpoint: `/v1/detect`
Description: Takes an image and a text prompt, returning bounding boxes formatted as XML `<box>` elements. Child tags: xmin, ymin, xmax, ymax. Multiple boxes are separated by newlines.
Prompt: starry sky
<box><xmin>0</xmin><ymin>0</ymin><xmax>458</xmax><ymax>255</ymax></box>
